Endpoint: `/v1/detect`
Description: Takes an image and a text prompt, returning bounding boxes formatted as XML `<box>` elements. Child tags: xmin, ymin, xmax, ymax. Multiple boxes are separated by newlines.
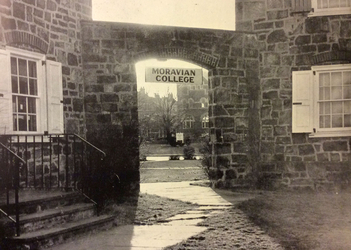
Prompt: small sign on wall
<box><xmin>145</xmin><ymin>67</ymin><xmax>202</xmax><ymax>83</ymax></box>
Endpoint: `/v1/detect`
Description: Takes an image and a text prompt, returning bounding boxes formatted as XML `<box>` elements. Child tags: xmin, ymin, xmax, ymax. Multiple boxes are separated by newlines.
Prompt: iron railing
<box><xmin>0</xmin><ymin>133</ymin><xmax>106</xmax><ymax>236</ymax></box>
<box><xmin>0</xmin><ymin>142</ymin><xmax>25</xmax><ymax>236</ymax></box>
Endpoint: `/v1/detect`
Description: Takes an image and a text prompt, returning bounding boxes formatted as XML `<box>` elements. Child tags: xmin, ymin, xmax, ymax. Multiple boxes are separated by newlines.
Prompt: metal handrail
<box><xmin>0</xmin><ymin>142</ymin><xmax>24</xmax><ymax>237</ymax></box>
<box><xmin>0</xmin><ymin>208</ymin><xmax>16</xmax><ymax>223</ymax></box>
<box><xmin>73</xmin><ymin>134</ymin><xmax>106</xmax><ymax>158</ymax></box>
<box><xmin>0</xmin><ymin>142</ymin><xmax>26</xmax><ymax>165</ymax></box>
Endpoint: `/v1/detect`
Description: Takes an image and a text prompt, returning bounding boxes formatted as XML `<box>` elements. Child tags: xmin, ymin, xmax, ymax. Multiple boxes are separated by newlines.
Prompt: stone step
<box><xmin>18</xmin><ymin>203</ymin><xmax>96</xmax><ymax>234</ymax></box>
<box><xmin>3</xmin><ymin>214</ymin><xmax>116</xmax><ymax>250</ymax></box>
<box><xmin>0</xmin><ymin>192</ymin><xmax>85</xmax><ymax>215</ymax></box>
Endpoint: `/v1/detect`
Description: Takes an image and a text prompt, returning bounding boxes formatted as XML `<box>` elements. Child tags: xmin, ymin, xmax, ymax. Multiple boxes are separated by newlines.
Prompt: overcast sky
<box><xmin>92</xmin><ymin>0</ymin><xmax>236</xmax><ymax>31</ymax></box>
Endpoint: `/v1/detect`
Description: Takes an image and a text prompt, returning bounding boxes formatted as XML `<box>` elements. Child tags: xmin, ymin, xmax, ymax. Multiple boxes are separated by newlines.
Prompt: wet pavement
<box><xmin>49</xmin><ymin>181</ymin><xmax>282</xmax><ymax>250</ymax></box>
<box><xmin>49</xmin><ymin>181</ymin><xmax>234</xmax><ymax>250</ymax></box>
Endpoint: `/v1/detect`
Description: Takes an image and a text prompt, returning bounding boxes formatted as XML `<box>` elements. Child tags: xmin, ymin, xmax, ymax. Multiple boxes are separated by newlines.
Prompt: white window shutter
<box><xmin>292</xmin><ymin>70</ymin><xmax>313</xmax><ymax>133</ymax></box>
<box><xmin>46</xmin><ymin>60</ymin><xmax>64</xmax><ymax>134</ymax></box>
<box><xmin>0</xmin><ymin>49</ymin><xmax>12</xmax><ymax>134</ymax></box>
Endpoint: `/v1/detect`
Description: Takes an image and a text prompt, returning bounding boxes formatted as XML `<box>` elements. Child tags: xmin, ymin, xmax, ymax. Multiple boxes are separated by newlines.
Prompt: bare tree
<box><xmin>138</xmin><ymin>87</ymin><xmax>187</xmax><ymax>145</ymax></box>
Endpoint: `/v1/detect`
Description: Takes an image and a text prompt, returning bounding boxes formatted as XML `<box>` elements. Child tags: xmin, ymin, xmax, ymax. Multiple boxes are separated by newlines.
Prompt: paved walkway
<box><xmin>50</xmin><ymin>181</ymin><xmax>236</xmax><ymax>250</ymax></box>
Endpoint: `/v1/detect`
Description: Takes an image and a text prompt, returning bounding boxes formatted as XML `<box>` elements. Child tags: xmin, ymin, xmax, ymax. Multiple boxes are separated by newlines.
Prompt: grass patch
<box><xmin>103</xmin><ymin>193</ymin><xmax>197</xmax><ymax>226</ymax></box>
<box><xmin>238</xmin><ymin>190</ymin><xmax>351</xmax><ymax>250</ymax></box>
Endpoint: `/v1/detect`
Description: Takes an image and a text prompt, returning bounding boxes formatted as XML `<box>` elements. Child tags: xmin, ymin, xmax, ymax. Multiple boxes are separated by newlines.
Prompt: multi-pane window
<box><xmin>183</xmin><ymin>116</ymin><xmax>194</xmax><ymax>129</ymax></box>
<box><xmin>202</xmin><ymin>115</ymin><xmax>209</xmax><ymax>128</ymax></box>
<box><xmin>292</xmin><ymin>64</ymin><xmax>351</xmax><ymax>137</ymax></box>
<box><xmin>310</xmin><ymin>0</ymin><xmax>351</xmax><ymax>16</ymax></box>
<box><xmin>318</xmin><ymin>71</ymin><xmax>351</xmax><ymax>129</ymax></box>
<box><xmin>11</xmin><ymin>57</ymin><xmax>38</xmax><ymax>131</ymax></box>
<box><xmin>0</xmin><ymin>47</ymin><xmax>63</xmax><ymax>135</ymax></box>
<box><xmin>316</xmin><ymin>0</ymin><xmax>350</xmax><ymax>9</ymax></box>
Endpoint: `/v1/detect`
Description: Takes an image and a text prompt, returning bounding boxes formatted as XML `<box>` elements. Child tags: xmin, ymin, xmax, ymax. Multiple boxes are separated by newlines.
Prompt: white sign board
<box><xmin>176</xmin><ymin>133</ymin><xmax>184</xmax><ymax>142</ymax></box>
<box><xmin>145</xmin><ymin>67</ymin><xmax>202</xmax><ymax>83</ymax></box>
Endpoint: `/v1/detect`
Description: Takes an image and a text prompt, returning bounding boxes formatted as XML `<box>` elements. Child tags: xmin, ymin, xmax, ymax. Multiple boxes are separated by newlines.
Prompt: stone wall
<box><xmin>0</xmin><ymin>0</ymin><xmax>92</xmax><ymax>135</ymax></box>
<box><xmin>236</xmin><ymin>0</ymin><xmax>351</xmax><ymax>190</ymax></box>
<box><xmin>81</xmin><ymin>21</ymin><xmax>260</xmax><ymax>190</ymax></box>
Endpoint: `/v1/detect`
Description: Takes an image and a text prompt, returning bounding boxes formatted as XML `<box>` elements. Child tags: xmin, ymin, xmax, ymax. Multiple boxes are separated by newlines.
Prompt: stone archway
<box><xmin>81</xmin><ymin>21</ymin><xmax>260</xmax><ymax>194</ymax></box>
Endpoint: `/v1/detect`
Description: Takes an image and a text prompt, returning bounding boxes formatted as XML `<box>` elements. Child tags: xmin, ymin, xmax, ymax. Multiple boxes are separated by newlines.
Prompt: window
<box><xmin>310</xmin><ymin>0</ymin><xmax>351</xmax><ymax>16</ymax></box>
<box><xmin>292</xmin><ymin>64</ymin><xmax>351</xmax><ymax>137</ymax></box>
<box><xmin>0</xmin><ymin>47</ymin><xmax>63</xmax><ymax>134</ymax></box>
<box><xmin>183</xmin><ymin>116</ymin><xmax>195</xmax><ymax>129</ymax></box>
<box><xmin>11</xmin><ymin>57</ymin><xmax>38</xmax><ymax>131</ymax></box>
<box><xmin>202</xmin><ymin>115</ymin><xmax>209</xmax><ymax>128</ymax></box>
<box><xmin>200</xmin><ymin>98</ymin><xmax>208</xmax><ymax>108</ymax></box>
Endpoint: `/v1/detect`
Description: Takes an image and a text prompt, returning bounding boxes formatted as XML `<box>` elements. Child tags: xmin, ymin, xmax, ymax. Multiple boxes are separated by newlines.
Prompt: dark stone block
<box><xmin>85</xmin><ymin>94</ymin><xmax>97</xmax><ymax>103</ymax></box>
<box><xmin>114</xmin><ymin>83</ymin><xmax>131</xmax><ymax>92</ymax></box>
<box><xmin>215</xmin><ymin>143</ymin><xmax>232</xmax><ymax>154</ymax></box>
<box><xmin>1</xmin><ymin>16</ymin><xmax>16</xmax><ymax>30</ymax></box>
<box><xmin>73</xmin><ymin>99</ymin><xmax>84</xmax><ymax>112</ymax></box>
<box><xmin>340</xmin><ymin>21</ymin><xmax>351</xmax><ymax>38</ymax></box>
<box><xmin>295</xmin><ymin>35</ymin><xmax>311</xmax><ymax>45</ymax></box>
<box><xmin>102</xmin><ymin>103</ymin><xmax>118</xmax><ymax>112</ymax></box>
<box><xmin>261</xmin><ymin>141</ymin><xmax>274</xmax><ymax>154</ymax></box>
<box><xmin>262</xmin><ymin>78</ymin><xmax>280</xmax><ymax>90</ymax></box>
<box><xmin>68</xmin><ymin>53</ymin><xmax>78</xmax><ymax>66</ymax></box>
<box><xmin>254</xmin><ymin>22</ymin><xmax>274</xmax><ymax>30</ymax></box>
<box><xmin>232</xmin><ymin>154</ymin><xmax>248</xmax><ymax>163</ymax></box>
<box><xmin>244</xmin><ymin>48</ymin><xmax>259</xmax><ymax>58</ymax></box>
<box><xmin>67</xmin><ymin>82</ymin><xmax>76</xmax><ymax>90</ymax></box>
<box><xmin>317</xmin><ymin>153</ymin><xmax>329</xmax><ymax>161</ymax></box>
<box><xmin>298</xmin><ymin>144</ymin><xmax>315</xmax><ymax>155</ymax></box>
<box><xmin>97</xmin><ymin>75</ymin><xmax>116</xmax><ymax>84</ymax></box>
<box><xmin>267</xmin><ymin>10</ymin><xmax>288</xmax><ymax>20</ymax></box>
<box><xmin>296</xmin><ymin>54</ymin><xmax>311</xmax><ymax>66</ymax></box>
<box><xmin>233</xmin><ymin>142</ymin><xmax>247</xmax><ymax>153</ymax></box>
<box><xmin>323</xmin><ymin>141</ymin><xmax>348</xmax><ymax>152</ymax></box>
<box><xmin>276</xmin><ymin>136</ymin><xmax>291</xmax><ymax>144</ymax></box>
<box><xmin>62</xmin><ymin>66</ymin><xmax>70</xmax><ymax>76</ymax></box>
<box><xmin>231</xmin><ymin>48</ymin><xmax>243</xmax><ymax>57</ymax></box>
<box><xmin>305</xmin><ymin>17</ymin><xmax>329</xmax><ymax>33</ymax></box>
<box><xmin>275</xmin><ymin>154</ymin><xmax>284</xmax><ymax>161</ymax></box>
<box><xmin>292</xmin><ymin>134</ymin><xmax>307</xmax><ymax>144</ymax></box>
<box><xmin>63</xmin><ymin>98</ymin><xmax>71</xmax><ymax>105</ymax></box>
<box><xmin>13</xmin><ymin>2</ymin><xmax>25</xmax><ymax>20</ymax></box>
<box><xmin>101</xmin><ymin>93</ymin><xmax>119</xmax><ymax>102</ymax></box>
<box><xmin>225</xmin><ymin>169</ymin><xmax>237</xmax><ymax>180</ymax></box>
<box><xmin>274</xmin><ymin>126</ymin><xmax>286</xmax><ymax>136</ymax></box>
<box><xmin>97</xmin><ymin>114</ymin><xmax>111</xmax><ymax>123</ymax></box>
<box><xmin>261</xmin><ymin>163</ymin><xmax>276</xmax><ymax>172</ymax></box>
<box><xmin>312</xmin><ymin>34</ymin><xmax>327</xmax><ymax>43</ymax></box>
<box><xmin>267</xmin><ymin>30</ymin><xmax>287</xmax><ymax>43</ymax></box>
<box><xmin>263</xmin><ymin>90</ymin><xmax>278</xmax><ymax>99</ymax></box>
<box><xmin>214</xmin><ymin>117</ymin><xmax>234</xmax><ymax>129</ymax></box>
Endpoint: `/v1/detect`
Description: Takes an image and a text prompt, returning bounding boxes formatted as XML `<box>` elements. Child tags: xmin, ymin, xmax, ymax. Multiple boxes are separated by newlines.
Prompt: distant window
<box><xmin>202</xmin><ymin>115</ymin><xmax>209</xmax><ymax>128</ymax></box>
<box><xmin>183</xmin><ymin>116</ymin><xmax>195</xmax><ymax>129</ymax></box>
<box><xmin>200</xmin><ymin>98</ymin><xmax>208</xmax><ymax>108</ymax></box>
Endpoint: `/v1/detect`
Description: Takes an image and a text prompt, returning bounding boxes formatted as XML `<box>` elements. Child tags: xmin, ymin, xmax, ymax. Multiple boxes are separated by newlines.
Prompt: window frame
<box><xmin>202</xmin><ymin>115</ymin><xmax>209</xmax><ymax>128</ymax></box>
<box><xmin>311</xmin><ymin>64</ymin><xmax>351</xmax><ymax>137</ymax></box>
<box><xmin>7</xmin><ymin>47</ymin><xmax>46</xmax><ymax>135</ymax></box>
<box><xmin>0</xmin><ymin>47</ymin><xmax>64</xmax><ymax>135</ymax></box>
<box><xmin>309</xmin><ymin>0</ymin><xmax>351</xmax><ymax>16</ymax></box>
<box><xmin>292</xmin><ymin>64</ymin><xmax>351</xmax><ymax>138</ymax></box>
<box><xmin>183</xmin><ymin>115</ymin><xmax>195</xmax><ymax>129</ymax></box>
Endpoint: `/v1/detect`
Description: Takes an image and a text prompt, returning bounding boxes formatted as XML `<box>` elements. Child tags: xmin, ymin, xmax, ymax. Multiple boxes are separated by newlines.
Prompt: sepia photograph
<box><xmin>0</xmin><ymin>0</ymin><xmax>351</xmax><ymax>249</ymax></box>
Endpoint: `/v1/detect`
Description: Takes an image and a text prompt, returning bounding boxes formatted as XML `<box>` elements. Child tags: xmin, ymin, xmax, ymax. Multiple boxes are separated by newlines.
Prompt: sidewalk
<box><xmin>49</xmin><ymin>181</ymin><xmax>236</xmax><ymax>250</ymax></box>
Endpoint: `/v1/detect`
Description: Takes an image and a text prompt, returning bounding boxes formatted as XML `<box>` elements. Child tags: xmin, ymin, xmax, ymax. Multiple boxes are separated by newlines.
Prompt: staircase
<box><xmin>1</xmin><ymin>191</ymin><xmax>115</xmax><ymax>250</ymax></box>
<box><xmin>0</xmin><ymin>134</ymin><xmax>116</xmax><ymax>250</ymax></box>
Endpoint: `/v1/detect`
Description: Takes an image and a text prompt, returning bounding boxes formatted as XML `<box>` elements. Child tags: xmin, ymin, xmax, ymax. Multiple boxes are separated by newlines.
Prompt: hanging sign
<box><xmin>145</xmin><ymin>67</ymin><xmax>202</xmax><ymax>83</ymax></box>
